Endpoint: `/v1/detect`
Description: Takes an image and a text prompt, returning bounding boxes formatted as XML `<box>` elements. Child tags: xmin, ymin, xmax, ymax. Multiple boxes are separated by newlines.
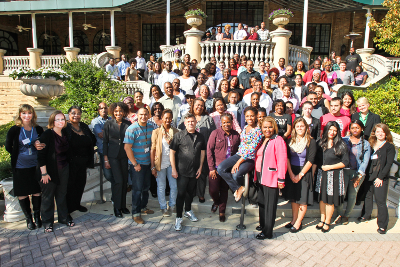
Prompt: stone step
<box><xmin>93</xmin><ymin>187</ymin><xmax>397</xmax><ymax>218</ymax></box>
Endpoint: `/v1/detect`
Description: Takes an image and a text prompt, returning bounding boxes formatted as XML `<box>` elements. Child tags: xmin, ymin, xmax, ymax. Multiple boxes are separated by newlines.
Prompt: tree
<box><xmin>50</xmin><ymin>60</ymin><xmax>126</xmax><ymax>123</ymax></box>
<box><xmin>369</xmin><ymin>0</ymin><xmax>400</xmax><ymax>57</ymax></box>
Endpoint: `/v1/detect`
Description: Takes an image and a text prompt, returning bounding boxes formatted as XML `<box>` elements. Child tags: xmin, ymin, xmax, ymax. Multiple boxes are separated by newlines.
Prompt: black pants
<box><xmin>363</xmin><ymin>179</ymin><xmax>389</xmax><ymax>229</ymax></box>
<box><xmin>137</xmin><ymin>69</ymin><xmax>145</xmax><ymax>80</ymax></box>
<box><xmin>109</xmin><ymin>157</ymin><xmax>129</xmax><ymax>210</ymax></box>
<box><xmin>66</xmin><ymin>157</ymin><xmax>88</xmax><ymax>213</ymax></box>
<box><xmin>40</xmin><ymin>164</ymin><xmax>69</xmax><ymax>228</ymax></box>
<box><xmin>176</xmin><ymin>175</ymin><xmax>197</xmax><ymax>218</ymax></box>
<box><xmin>258</xmin><ymin>178</ymin><xmax>279</xmax><ymax>238</ymax></box>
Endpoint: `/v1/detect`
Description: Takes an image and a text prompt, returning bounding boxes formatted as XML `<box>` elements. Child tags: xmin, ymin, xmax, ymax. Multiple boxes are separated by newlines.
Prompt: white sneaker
<box><xmin>183</xmin><ymin>210</ymin><xmax>198</xmax><ymax>222</ymax></box>
<box><xmin>175</xmin><ymin>218</ymin><xmax>183</xmax><ymax>231</ymax></box>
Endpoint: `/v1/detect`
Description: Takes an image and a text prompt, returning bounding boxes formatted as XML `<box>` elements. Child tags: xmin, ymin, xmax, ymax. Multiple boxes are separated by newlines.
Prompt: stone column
<box><xmin>184</xmin><ymin>29</ymin><xmax>204</xmax><ymax>63</ymax></box>
<box><xmin>356</xmin><ymin>48</ymin><xmax>375</xmax><ymax>69</ymax></box>
<box><xmin>105</xmin><ymin>46</ymin><xmax>122</xmax><ymax>60</ymax></box>
<box><xmin>64</xmin><ymin>47</ymin><xmax>80</xmax><ymax>62</ymax></box>
<box><xmin>0</xmin><ymin>49</ymin><xmax>6</xmax><ymax>74</ymax></box>
<box><xmin>27</xmin><ymin>48</ymin><xmax>44</xmax><ymax>69</ymax></box>
<box><xmin>270</xmin><ymin>29</ymin><xmax>292</xmax><ymax>68</ymax></box>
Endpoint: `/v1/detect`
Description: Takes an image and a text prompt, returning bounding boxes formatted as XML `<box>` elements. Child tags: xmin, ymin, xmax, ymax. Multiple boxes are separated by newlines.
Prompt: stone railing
<box><xmin>387</xmin><ymin>57</ymin><xmax>400</xmax><ymax>72</ymax></box>
<box><xmin>41</xmin><ymin>55</ymin><xmax>66</xmax><ymax>69</ymax></box>
<box><xmin>122</xmin><ymin>80</ymin><xmax>152</xmax><ymax>103</ymax></box>
<box><xmin>199</xmin><ymin>40</ymin><xmax>276</xmax><ymax>68</ymax></box>
<box><xmin>77</xmin><ymin>55</ymin><xmax>93</xmax><ymax>64</ymax></box>
<box><xmin>288</xmin><ymin>45</ymin><xmax>312</xmax><ymax>70</ymax></box>
<box><xmin>159</xmin><ymin>44</ymin><xmax>187</xmax><ymax>63</ymax></box>
<box><xmin>3</xmin><ymin>56</ymin><xmax>30</xmax><ymax>71</ymax></box>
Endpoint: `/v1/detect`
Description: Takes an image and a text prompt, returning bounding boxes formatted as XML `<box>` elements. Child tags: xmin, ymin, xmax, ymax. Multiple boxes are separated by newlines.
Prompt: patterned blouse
<box><xmin>209</xmin><ymin>111</ymin><xmax>242</xmax><ymax>134</ymax></box>
<box><xmin>237</xmin><ymin>125</ymin><xmax>263</xmax><ymax>160</ymax></box>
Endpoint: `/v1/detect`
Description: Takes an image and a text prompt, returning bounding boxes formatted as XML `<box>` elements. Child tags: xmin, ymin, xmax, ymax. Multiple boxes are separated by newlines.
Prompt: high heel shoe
<box><xmin>321</xmin><ymin>223</ymin><xmax>331</xmax><ymax>233</ymax></box>
<box><xmin>316</xmin><ymin>221</ymin><xmax>325</xmax><ymax>230</ymax></box>
<box><xmin>284</xmin><ymin>222</ymin><xmax>293</xmax><ymax>229</ymax></box>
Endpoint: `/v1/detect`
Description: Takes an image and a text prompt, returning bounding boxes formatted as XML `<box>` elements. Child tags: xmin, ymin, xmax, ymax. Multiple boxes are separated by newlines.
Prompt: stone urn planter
<box><xmin>0</xmin><ymin>177</ymin><xmax>25</xmax><ymax>222</ymax></box>
<box><xmin>19</xmin><ymin>77</ymin><xmax>65</xmax><ymax>127</ymax></box>
<box><xmin>272</xmin><ymin>15</ymin><xmax>291</xmax><ymax>29</ymax></box>
<box><xmin>185</xmin><ymin>15</ymin><xmax>203</xmax><ymax>29</ymax></box>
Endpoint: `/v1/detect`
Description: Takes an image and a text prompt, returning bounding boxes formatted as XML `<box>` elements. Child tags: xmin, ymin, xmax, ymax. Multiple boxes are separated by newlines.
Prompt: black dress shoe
<box><xmin>199</xmin><ymin>198</ymin><xmax>206</xmax><ymax>203</ymax></box>
<box><xmin>256</xmin><ymin>225</ymin><xmax>262</xmax><ymax>231</ymax></box>
<box><xmin>377</xmin><ymin>228</ymin><xmax>386</xmax><ymax>234</ymax></box>
<box><xmin>284</xmin><ymin>222</ymin><xmax>293</xmax><ymax>229</ymax></box>
<box><xmin>114</xmin><ymin>209</ymin><xmax>123</xmax><ymax>218</ymax></box>
<box><xmin>78</xmin><ymin>205</ymin><xmax>88</xmax><ymax>212</ymax></box>
<box><xmin>211</xmin><ymin>204</ymin><xmax>218</xmax><ymax>213</ymax></box>
<box><xmin>152</xmin><ymin>193</ymin><xmax>157</xmax><ymax>198</ymax></box>
<box><xmin>256</xmin><ymin>233</ymin><xmax>272</xmax><ymax>240</ymax></box>
<box><xmin>121</xmin><ymin>208</ymin><xmax>130</xmax><ymax>214</ymax></box>
<box><xmin>358</xmin><ymin>216</ymin><xmax>370</xmax><ymax>222</ymax></box>
<box><xmin>219</xmin><ymin>215</ymin><xmax>226</xmax><ymax>222</ymax></box>
<box><xmin>289</xmin><ymin>224</ymin><xmax>302</xmax><ymax>233</ymax></box>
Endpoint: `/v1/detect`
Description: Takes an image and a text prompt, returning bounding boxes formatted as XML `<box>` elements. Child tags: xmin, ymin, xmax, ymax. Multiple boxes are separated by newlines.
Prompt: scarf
<box><xmin>289</xmin><ymin>135</ymin><xmax>308</xmax><ymax>154</ymax></box>
<box><xmin>161</xmin><ymin>125</ymin><xmax>174</xmax><ymax>144</ymax></box>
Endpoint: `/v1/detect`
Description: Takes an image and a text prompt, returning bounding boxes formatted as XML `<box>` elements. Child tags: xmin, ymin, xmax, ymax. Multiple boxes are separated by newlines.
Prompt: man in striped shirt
<box><xmin>124</xmin><ymin>108</ymin><xmax>155</xmax><ymax>224</ymax></box>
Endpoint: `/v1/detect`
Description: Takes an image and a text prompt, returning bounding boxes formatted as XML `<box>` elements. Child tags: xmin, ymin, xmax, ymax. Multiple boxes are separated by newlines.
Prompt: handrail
<box><xmin>288</xmin><ymin>44</ymin><xmax>312</xmax><ymax>70</ymax></box>
<box><xmin>3</xmin><ymin>56</ymin><xmax>30</xmax><ymax>71</ymax></box>
<box><xmin>236</xmin><ymin>173</ymin><xmax>250</xmax><ymax>231</ymax></box>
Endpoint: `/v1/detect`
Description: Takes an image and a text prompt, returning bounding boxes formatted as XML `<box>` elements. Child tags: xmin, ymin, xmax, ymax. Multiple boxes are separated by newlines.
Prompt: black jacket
<box><xmin>368</xmin><ymin>142</ymin><xmax>395</xmax><ymax>181</ymax></box>
<box><xmin>37</xmin><ymin>128</ymin><xmax>69</xmax><ymax>184</ymax></box>
<box><xmin>5</xmin><ymin>125</ymin><xmax>44</xmax><ymax>170</ymax></box>
<box><xmin>103</xmin><ymin>119</ymin><xmax>131</xmax><ymax>159</ymax></box>
<box><xmin>65</xmin><ymin>122</ymin><xmax>96</xmax><ymax>168</ymax></box>
<box><xmin>351</xmin><ymin>111</ymin><xmax>381</xmax><ymax>139</ymax></box>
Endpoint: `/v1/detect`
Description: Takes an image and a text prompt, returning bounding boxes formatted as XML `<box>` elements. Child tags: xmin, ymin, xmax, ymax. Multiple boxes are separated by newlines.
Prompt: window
<box><xmin>287</xmin><ymin>23</ymin><xmax>331</xmax><ymax>60</ymax></box>
<box><xmin>0</xmin><ymin>30</ymin><xmax>18</xmax><ymax>56</ymax></box>
<box><xmin>142</xmin><ymin>23</ymin><xmax>185</xmax><ymax>61</ymax></box>
<box><xmin>93</xmin><ymin>30</ymin><xmax>118</xmax><ymax>54</ymax></box>
<box><xmin>206</xmin><ymin>1</ymin><xmax>263</xmax><ymax>33</ymax></box>
<box><xmin>64</xmin><ymin>30</ymin><xmax>89</xmax><ymax>54</ymax></box>
<box><xmin>38</xmin><ymin>32</ymin><xmax>61</xmax><ymax>55</ymax></box>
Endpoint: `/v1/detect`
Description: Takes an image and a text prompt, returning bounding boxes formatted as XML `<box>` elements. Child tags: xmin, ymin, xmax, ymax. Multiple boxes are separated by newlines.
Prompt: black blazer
<box><xmin>37</xmin><ymin>128</ymin><xmax>69</xmax><ymax>185</ymax></box>
<box><xmin>103</xmin><ymin>119</ymin><xmax>131</xmax><ymax>159</ymax></box>
<box><xmin>368</xmin><ymin>142</ymin><xmax>395</xmax><ymax>181</ymax></box>
<box><xmin>351</xmin><ymin>111</ymin><xmax>381</xmax><ymax>139</ymax></box>
<box><xmin>5</xmin><ymin>125</ymin><xmax>44</xmax><ymax>170</ymax></box>
<box><xmin>300</xmin><ymin>116</ymin><xmax>320</xmax><ymax>141</ymax></box>
<box><xmin>65</xmin><ymin>122</ymin><xmax>96</xmax><ymax>168</ymax></box>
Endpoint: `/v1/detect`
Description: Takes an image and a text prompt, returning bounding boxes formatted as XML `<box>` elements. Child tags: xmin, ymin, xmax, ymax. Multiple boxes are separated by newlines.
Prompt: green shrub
<box><xmin>50</xmin><ymin>60</ymin><xmax>127</xmax><ymax>124</ymax></box>
<box><xmin>0</xmin><ymin>122</ymin><xmax>13</xmax><ymax>180</ymax></box>
<box><xmin>352</xmin><ymin>76</ymin><xmax>400</xmax><ymax>133</ymax></box>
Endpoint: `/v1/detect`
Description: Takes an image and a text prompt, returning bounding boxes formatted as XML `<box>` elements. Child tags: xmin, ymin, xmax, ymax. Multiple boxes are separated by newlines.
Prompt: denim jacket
<box><xmin>343</xmin><ymin>136</ymin><xmax>371</xmax><ymax>176</ymax></box>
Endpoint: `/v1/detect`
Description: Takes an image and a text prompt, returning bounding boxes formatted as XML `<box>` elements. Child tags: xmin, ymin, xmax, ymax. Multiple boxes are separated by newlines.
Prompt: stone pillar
<box><xmin>27</xmin><ymin>48</ymin><xmax>44</xmax><ymax>70</ymax></box>
<box><xmin>0</xmin><ymin>49</ymin><xmax>6</xmax><ymax>74</ymax></box>
<box><xmin>356</xmin><ymin>48</ymin><xmax>375</xmax><ymax>69</ymax></box>
<box><xmin>270</xmin><ymin>29</ymin><xmax>292</xmax><ymax>68</ymax></box>
<box><xmin>105</xmin><ymin>46</ymin><xmax>122</xmax><ymax>60</ymax></box>
<box><xmin>0</xmin><ymin>178</ymin><xmax>24</xmax><ymax>222</ymax></box>
<box><xmin>184</xmin><ymin>29</ymin><xmax>204</xmax><ymax>63</ymax></box>
<box><xmin>64</xmin><ymin>47</ymin><xmax>80</xmax><ymax>62</ymax></box>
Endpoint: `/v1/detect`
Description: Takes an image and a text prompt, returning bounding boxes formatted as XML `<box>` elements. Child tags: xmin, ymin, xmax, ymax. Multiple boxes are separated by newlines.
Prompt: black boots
<box><xmin>19</xmin><ymin>197</ymin><xmax>36</xmax><ymax>230</ymax></box>
<box><xmin>32</xmin><ymin>196</ymin><xmax>42</xmax><ymax>228</ymax></box>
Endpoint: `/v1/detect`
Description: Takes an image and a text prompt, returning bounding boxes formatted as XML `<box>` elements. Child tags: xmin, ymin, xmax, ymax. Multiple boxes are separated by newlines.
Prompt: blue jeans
<box><xmin>217</xmin><ymin>154</ymin><xmax>255</xmax><ymax>192</ymax></box>
<box><xmin>129</xmin><ymin>164</ymin><xmax>151</xmax><ymax>216</ymax></box>
<box><xmin>99</xmin><ymin>152</ymin><xmax>115</xmax><ymax>184</ymax></box>
<box><xmin>156</xmin><ymin>165</ymin><xmax>177</xmax><ymax>210</ymax></box>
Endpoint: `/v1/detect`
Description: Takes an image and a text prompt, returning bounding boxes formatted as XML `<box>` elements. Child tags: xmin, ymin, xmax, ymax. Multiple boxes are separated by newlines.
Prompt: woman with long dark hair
<box><xmin>5</xmin><ymin>104</ymin><xmax>44</xmax><ymax>230</ymax></box>
<box><xmin>359</xmin><ymin>123</ymin><xmax>395</xmax><ymax>234</ymax></box>
<box><xmin>209</xmin><ymin>97</ymin><xmax>241</xmax><ymax>133</ymax></box>
<box><xmin>340</xmin><ymin>91</ymin><xmax>357</xmax><ymax>118</ymax></box>
<box><xmin>284</xmin><ymin>118</ymin><xmax>317</xmax><ymax>232</ymax></box>
<box><xmin>337</xmin><ymin>120</ymin><xmax>371</xmax><ymax>225</ymax></box>
<box><xmin>315</xmin><ymin>121</ymin><xmax>349</xmax><ymax>232</ymax></box>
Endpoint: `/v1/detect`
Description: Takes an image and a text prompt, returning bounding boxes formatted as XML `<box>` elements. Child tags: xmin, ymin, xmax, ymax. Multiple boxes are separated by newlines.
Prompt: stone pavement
<box><xmin>1</xmin><ymin>212</ymin><xmax>400</xmax><ymax>267</ymax></box>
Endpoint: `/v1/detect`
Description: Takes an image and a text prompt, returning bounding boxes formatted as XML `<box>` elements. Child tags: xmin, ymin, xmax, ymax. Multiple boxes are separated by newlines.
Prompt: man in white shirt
<box><xmin>159</xmin><ymin>82</ymin><xmax>182</xmax><ymax>125</ymax></box>
<box><xmin>105</xmin><ymin>58</ymin><xmax>120</xmax><ymax>80</ymax></box>
<box><xmin>177</xmin><ymin>89</ymin><xmax>195</xmax><ymax>123</ymax></box>
<box><xmin>135</xmin><ymin>50</ymin><xmax>146</xmax><ymax>80</ymax></box>
<box><xmin>158</xmin><ymin>61</ymin><xmax>179</xmax><ymax>90</ymax></box>
<box><xmin>243</xmin><ymin>80</ymin><xmax>273</xmax><ymax>114</ymax></box>
<box><xmin>234</xmin><ymin>23</ymin><xmax>248</xmax><ymax>40</ymax></box>
<box><xmin>117</xmin><ymin>54</ymin><xmax>130</xmax><ymax>81</ymax></box>
<box><xmin>257</xmin><ymin>22</ymin><xmax>270</xmax><ymax>41</ymax></box>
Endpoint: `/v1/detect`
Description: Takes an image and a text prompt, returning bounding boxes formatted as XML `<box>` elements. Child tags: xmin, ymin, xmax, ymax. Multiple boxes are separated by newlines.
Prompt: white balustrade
<box><xmin>123</xmin><ymin>81</ymin><xmax>152</xmax><ymax>103</ymax></box>
<box><xmin>3</xmin><ymin>56</ymin><xmax>30</xmax><ymax>71</ymax></box>
<box><xmin>77</xmin><ymin>55</ymin><xmax>93</xmax><ymax>64</ymax></box>
<box><xmin>160</xmin><ymin>44</ymin><xmax>187</xmax><ymax>63</ymax></box>
<box><xmin>288</xmin><ymin>45</ymin><xmax>312</xmax><ymax>70</ymax></box>
<box><xmin>390</xmin><ymin>58</ymin><xmax>400</xmax><ymax>72</ymax></box>
<box><xmin>41</xmin><ymin>55</ymin><xmax>66</xmax><ymax>69</ymax></box>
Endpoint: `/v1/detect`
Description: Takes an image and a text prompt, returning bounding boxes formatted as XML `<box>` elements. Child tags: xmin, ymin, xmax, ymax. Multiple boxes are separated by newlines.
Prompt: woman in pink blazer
<box><xmin>254</xmin><ymin>117</ymin><xmax>287</xmax><ymax>239</ymax></box>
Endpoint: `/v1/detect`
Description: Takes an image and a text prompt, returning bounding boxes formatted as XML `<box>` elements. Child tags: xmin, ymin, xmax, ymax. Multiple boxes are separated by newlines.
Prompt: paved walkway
<box><xmin>1</xmin><ymin>212</ymin><xmax>400</xmax><ymax>267</ymax></box>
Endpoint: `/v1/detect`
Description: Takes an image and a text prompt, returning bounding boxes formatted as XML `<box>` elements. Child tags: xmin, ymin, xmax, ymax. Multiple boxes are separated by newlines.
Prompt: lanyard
<box><xmin>139</xmin><ymin>124</ymin><xmax>148</xmax><ymax>143</ymax></box>
<box><xmin>22</xmin><ymin>127</ymin><xmax>33</xmax><ymax>145</ymax></box>
<box><xmin>372</xmin><ymin>141</ymin><xmax>386</xmax><ymax>156</ymax></box>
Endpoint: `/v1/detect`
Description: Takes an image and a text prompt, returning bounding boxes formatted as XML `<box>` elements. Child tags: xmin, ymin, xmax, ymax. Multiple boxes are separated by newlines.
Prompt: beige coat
<box><xmin>151</xmin><ymin>126</ymin><xmax>179</xmax><ymax>171</ymax></box>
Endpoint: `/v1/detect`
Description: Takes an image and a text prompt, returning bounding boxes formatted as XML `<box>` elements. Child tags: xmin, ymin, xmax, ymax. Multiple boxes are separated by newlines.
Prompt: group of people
<box><xmin>7</xmin><ymin>46</ymin><xmax>394</xmax><ymax>239</ymax></box>
<box><xmin>202</xmin><ymin>22</ymin><xmax>271</xmax><ymax>42</ymax></box>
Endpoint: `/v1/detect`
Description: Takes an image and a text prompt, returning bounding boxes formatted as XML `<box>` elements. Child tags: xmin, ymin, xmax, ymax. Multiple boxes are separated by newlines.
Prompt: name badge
<box><xmin>22</xmin><ymin>138</ymin><xmax>30</xmax><ymax>145</ymax></box>
<box><xmin>144</xmin><ymin>147</ymin><xmax>150</xmax><ymax>153</ymax></box>
<box><xmin>371</xmin><ymin>154</ymin><xmax>378</xmax><ymax>160</ymax></box>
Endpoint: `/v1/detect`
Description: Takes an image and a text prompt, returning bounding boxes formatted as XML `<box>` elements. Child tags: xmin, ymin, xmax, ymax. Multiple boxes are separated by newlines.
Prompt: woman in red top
<box><xmin>133</xmin><ymin>91</ymin><xmax>150</xmax><ymax>113</ymax></box>
<box><xmin>255</xmin><ymin>117</ymin><xmax>287</xmax><ymax>239</ymax></box>
<box><xmin>248</xmin><ymin>28</ymin><xmax>259</xmax><ymax>40</ymax></box>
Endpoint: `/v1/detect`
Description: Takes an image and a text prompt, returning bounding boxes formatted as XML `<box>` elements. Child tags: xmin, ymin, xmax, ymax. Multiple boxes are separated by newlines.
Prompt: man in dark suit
<box><xmin>351</xmin><ymin>97</ymin><xmax>381</xmax><ymax>139</ymax></box>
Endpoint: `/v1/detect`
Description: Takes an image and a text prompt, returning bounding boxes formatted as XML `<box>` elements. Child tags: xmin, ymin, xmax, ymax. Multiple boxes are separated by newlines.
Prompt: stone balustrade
<box><xmin>41</xmin><ymin>55</ymin><xmax>66</xmax><ymax>69</ymax></box>
<box><xmin>77</xmin><ymin>55</ymin><xmax>93</xmax><ymax>64</ymax></box>
<box><xmin>159</xmin><ymin>44</ymin><xmax>187</xmax><ymax>63</ymax></box>
<box><xmin>3</xmin><ymin>56</ymin><xmax>30</xmax><ymax>71</ymax></box>
<box><xmin>122</xmin><ymin>80</ymin><xmax>152</xmax><ymax>103</ymax></box>
<box><xmin>288</xmin><ymin>45</ymin><xmax>312</xmax><ymax>70</ymax></box>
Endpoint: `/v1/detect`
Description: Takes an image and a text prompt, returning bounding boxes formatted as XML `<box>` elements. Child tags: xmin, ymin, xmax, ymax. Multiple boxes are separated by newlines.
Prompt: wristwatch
<box><xmin>300</xmin><ymin>172</ymin><xmax>305</xmax><ymax>177</ymax></box>
<box><xmin>133</xmin><ymin>163</ymin><xmax>138</xmax><ymax>167</ymax></box>
<box><xmin>41</xmin><ymin>173</ymin><xmax>48</xmax><ymax>176</ymax></box>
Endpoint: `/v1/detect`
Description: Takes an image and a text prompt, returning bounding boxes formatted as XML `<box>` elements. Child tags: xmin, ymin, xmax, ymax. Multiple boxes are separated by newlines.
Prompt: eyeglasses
<box><xmin>55</xmin><ymin>119</ymin><xmax>65</xmax><ymax>122</ymax></box>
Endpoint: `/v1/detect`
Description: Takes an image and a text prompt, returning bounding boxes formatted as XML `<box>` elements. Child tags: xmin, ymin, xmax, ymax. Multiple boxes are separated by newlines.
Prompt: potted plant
<box><xmin>184</xmin><ymin>9</ymin><xmax>207</xmax><ymax>29</ymax></box>
<box><xmin>269</xmin><ymin>9</ymin><xmax>294</xmax><ymax>29</ymax></box>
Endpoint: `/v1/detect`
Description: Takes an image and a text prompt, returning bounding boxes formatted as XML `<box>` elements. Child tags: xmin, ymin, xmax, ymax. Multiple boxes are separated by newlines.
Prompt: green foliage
<box><xmin>50</xmin><ymin>60</ymin><xmax>126</xmax><ymax>124</ymax></box>
<box><xmin>9</xmin><ymin>67</ymin><xmax>71</xmax><ymax>81</ymax></box>
<box><xmin>369</xmin><ymin>0</ymin><xmax>400</xmax><ymax>57</ymax></box>
<box><xmin>353</xmin><ymin>77</ymin><xmax>400</xmax><ymax>133</ymax></box>
<box><xmin>0</xmin><ymin>122</ymin><xmax>13</xmax><ymax>180</ymax></box>
<box><xmin>184</xmin><ymin>9</ymin><xmax>207</xmax><ymax>19</ymax></box>
<box><xmin>269</xmin><ymin>9</ymin><xmax>294</xmax><ymax>20</ymax></box>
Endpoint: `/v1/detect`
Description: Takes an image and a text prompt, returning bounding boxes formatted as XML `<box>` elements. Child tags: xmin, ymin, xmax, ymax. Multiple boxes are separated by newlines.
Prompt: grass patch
<box><xmin>0</xmin><ymin>122</ymin><xmax>13</xmax><ymax>181</ymax></box>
